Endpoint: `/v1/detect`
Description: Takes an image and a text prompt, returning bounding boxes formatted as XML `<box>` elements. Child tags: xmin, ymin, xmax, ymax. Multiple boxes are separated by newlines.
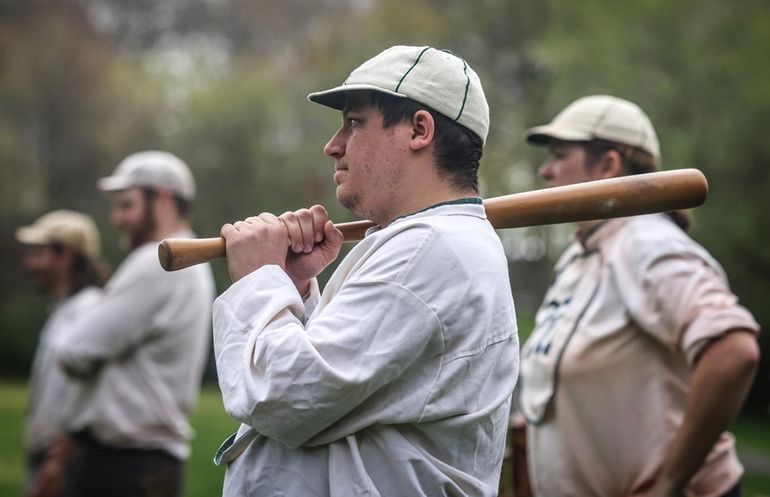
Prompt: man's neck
<box><xmin>152</xmin><ymin>218</ymin><xmax>189</xmax><ymax>241</ymax></box>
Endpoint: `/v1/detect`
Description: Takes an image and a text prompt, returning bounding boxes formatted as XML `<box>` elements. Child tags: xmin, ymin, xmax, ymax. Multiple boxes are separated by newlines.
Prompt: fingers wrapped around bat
<box><xmin>280</xmin><ymin>205</ymin><xmax>330</xmax><ymax>254</ymax></box>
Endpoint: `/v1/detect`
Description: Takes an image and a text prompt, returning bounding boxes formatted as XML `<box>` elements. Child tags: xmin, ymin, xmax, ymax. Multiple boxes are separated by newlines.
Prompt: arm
<box><xmin>214</xmin><ymin>265</ymin><xmax>442</xmax><ymax>448</ymax></box>
<box><xmin>615</xmin><ymin>221</ymin><xmax>760</xmax><ymax>496</ymax></box>
<box><xmin>27</xmin><ymin>435</ymin><xmax>73</xmax><ymax>497</ymax></box>
<box><xmin>55</xmin><ymin>247</ymin><xmax>165</xmax><ymax>377</ymax></box>
<box><xmin>647</xmin><ymin>330</ymin><xmax>759</xmax><ymax>496</ymax></box>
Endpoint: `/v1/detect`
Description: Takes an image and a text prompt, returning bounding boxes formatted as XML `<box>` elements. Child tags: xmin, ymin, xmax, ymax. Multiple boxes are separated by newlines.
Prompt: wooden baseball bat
<box><xmin>158</xmin><ymin>168</ymin><xmax>707</xmax><ymax>272</ymax></box>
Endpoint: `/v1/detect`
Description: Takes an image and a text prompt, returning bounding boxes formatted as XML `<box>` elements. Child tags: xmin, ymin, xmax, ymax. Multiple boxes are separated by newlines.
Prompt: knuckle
<box><xmin>310</xmin><ymin>204</ymin><xmax>327</xmax><ymax>216</ymax></box>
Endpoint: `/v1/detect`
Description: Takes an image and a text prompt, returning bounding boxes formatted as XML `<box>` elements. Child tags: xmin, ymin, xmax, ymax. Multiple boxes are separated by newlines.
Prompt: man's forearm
<box><xmin>659</xmin><ymin>330</ymin><xmax>759</xmax><ymax>492</ymax></box>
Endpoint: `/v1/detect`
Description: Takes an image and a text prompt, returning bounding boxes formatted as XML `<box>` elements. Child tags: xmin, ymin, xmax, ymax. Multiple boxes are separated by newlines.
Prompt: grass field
<box><xmin>1</xmin><ymin>380</ymin><xmax>768</xmax><ymax>496</ymax></box>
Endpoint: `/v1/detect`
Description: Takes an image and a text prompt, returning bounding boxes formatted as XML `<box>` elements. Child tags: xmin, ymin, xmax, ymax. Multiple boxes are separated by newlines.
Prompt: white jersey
<box><xmin>519</xmin><ymin>214</ymin><xmax>759</xmax><ymax>497</ymax></box>
<box><xmin>55</xmin><ymin>230</ymin><xmax>215</xmax><ymax>459</ymax></box>
<box><xmin>26</xmin><ymin>287</ymin><xmax>103</xmax><ymax>454</ymax></box>
<box><xmin>213</xmin><ymin>200</ymin><xmax>519</xmax><ymax>497</ymax></box>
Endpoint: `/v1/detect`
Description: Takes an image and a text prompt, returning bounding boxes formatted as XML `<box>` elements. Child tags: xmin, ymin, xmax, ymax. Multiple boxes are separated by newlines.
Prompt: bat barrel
<box><xmin>485</xmin><ymin>168</ymin><xmax>708</xmax><ymax>229</ymax></box>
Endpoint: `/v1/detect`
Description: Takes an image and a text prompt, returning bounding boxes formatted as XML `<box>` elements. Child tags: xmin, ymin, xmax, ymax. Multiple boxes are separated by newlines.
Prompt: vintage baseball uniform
<box><xmin>25</xmin><ymin>287</ymin><xmax>102</xmax><ymax>469</ymax></box>
<box><xmin>56</xmin><ymin>230</ymin><xmax>215</xmax><ymax>459</ymax></box>
<box><xmin>519</xmin><ymin>214</ymin><xmax>759</xmax><ymax>497</ymax></box>
<box><xmin>213</xmin><ymin>199</ymin><xmax>519</xmax><ymax>497</ymax></box>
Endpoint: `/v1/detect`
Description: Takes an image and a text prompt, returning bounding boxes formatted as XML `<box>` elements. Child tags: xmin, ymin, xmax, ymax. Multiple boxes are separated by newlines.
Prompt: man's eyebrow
<box><xmin>342</xmin><ymin>108</ymin><xmax>364</xmax><ymax>119</ymax></box>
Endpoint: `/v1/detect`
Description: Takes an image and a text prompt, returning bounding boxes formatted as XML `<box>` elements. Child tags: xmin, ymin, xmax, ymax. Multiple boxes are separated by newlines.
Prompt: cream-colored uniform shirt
<box><xmin>213</xmin><ymin>201</ymin><xmax>519</xmax><ymax>497</ymax></box>
<box><xmin>26</xmin><ymin>287</ymin><xmax>102</xmax><ymax>455</ymax></box>
<box><xmin>56</xmin><ymin>231</ymin><xmax>215</xmax><ymax>459</ymax></box>
<box><xmin>519</xmin><ymin>214</ymin><xmax>759</xmax><ymax>497</ymax></box>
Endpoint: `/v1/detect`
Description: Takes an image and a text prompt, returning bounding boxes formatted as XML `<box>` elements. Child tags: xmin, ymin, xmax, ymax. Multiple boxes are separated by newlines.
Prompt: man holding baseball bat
<box><xmin>212</xmin><ymin>45</ymin><xmax>518</xmax><ymax>496</ymax></box>
<box><xmin>54</xmin><ymin>151</ymin><xmax>215</xmax><ymax>497</ymax></box>
<box><xmin>516</xmin><ymin>95</ymin><xmax>760</xmax><ymax>496</ymax></box>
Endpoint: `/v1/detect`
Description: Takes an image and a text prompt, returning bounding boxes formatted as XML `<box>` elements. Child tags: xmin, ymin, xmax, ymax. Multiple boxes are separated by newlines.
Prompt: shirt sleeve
<box><xmin>55</xmin><ymin>247</ymin><xmax>168</xmax><ymax>377</ymax></box>
<box><xmin>212</xmin><ymin>264</ymin><xmax>442</xmax><ymax>449</ymax></box>
<box><xmin>613</xmin><ymin>226</ymin><xmax>759</xmax><ymax>365</ymax></box>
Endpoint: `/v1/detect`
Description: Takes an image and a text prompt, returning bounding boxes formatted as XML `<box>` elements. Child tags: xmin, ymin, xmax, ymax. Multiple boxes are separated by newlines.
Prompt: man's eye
<box><xmin>347</xmin><ymin>118</ymin><xmax>361</xmax><ymax>128</ymax></box>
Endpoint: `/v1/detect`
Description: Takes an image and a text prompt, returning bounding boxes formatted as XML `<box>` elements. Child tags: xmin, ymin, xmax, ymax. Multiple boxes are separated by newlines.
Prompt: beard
<box><xmin>26</xmin><ymin>269</ymin><xmax>54</xmax><ymax>294</ymax></box>
<box><xmin>119</xmin><ymin>196</ymin><xmax>157</xmax><ymax>250</ymax></box>
<box><xmin>338</xmin><ymin>192</ymin><xmax>360</xmax><ymax>214</ymax></box>
<box><xmin>337</xmin><ymin>183</ymin><xmax>365</xmax><ymax>218</ymax></box>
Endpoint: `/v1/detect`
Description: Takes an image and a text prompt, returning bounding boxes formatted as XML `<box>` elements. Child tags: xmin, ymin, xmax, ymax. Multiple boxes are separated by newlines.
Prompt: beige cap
<box><xmin>98</xmin><ymin>151</ymin><xmax>196</xmax><ymax>200</ymax></box>
<box><xmin>308</xmin><ymin>45</ymin><xmax>490</xmax><ymax>144</ymax></box>
<box><xmin>524</xmin><ymin>95</ymin><xmax>660</xmax><ymax>158</ymax></box>
<box><xmin>16</xmin><ymin>210</ymin><xmax>101</xmax><ymax>260</ymax></box>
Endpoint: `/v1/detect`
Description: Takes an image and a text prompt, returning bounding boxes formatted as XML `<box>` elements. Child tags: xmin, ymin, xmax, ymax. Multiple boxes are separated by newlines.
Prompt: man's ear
<box><xmin>153</xmin><ymin>187</ymin><xmax>175</xmax><ymax>206</ymax></box>
<box><xmin>596</xmin><ymin>149</ymin><xmax>625</xmax><ymax>179</ymax></box>
<box><xmin>55</xmin><ymin>247</ymin><xmax>76</xmax><ymax>274</ymax></box>
<box><xmin>410</xmin><ymin>110</ymin><xmax>435</xmax><ymax>151</ymax></box>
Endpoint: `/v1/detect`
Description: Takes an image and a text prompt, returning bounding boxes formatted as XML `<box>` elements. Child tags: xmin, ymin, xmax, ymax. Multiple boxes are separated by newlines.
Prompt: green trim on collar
<box><xmin>393</xmin><ymin>197</ymin><xmax>483</xmax><ymax>223</ymax></box>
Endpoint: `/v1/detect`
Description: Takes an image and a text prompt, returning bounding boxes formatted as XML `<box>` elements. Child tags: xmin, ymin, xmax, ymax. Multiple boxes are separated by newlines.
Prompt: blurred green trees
<box><xmin>1</xmin><ymin>0</ymin><xmax>767</xmax><ymax>409</ymax></box>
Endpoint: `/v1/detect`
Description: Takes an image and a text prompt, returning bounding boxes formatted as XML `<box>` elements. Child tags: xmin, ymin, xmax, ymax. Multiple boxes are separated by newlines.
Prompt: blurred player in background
<box><xmin>17</xmin><ymin>210</ymin><xmax>107</xmax><ymax>497</ymax></box>
<box><xmin>517</xmin><ymin>95</ymin><xmax>760</xmax><ymax>496</ymax></box>
<box><xmin>55</xmin><ymin>151</ymin><xmax>215</xmax><ymax>497</ymax></box>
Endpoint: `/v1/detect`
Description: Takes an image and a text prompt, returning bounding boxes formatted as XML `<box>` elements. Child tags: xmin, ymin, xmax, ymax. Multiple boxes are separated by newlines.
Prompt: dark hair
<box><xmin>142</xmin><ymin>187</ymin><xmax>191</xmax><ymax>218</ymax></box>
<box><xmin>367</xmin><ymin>91</ymin><xmax>483</xmax><ymax>193</ymax></box>
<box><xmin>52</xmin><ymin>244</ymin><xmax>109</xmax><ymax>296</ymax></box>
<box><xmin>582</xmin><ymin>139</ymin><xmax>692</xmax><ymax>232</ymax></box>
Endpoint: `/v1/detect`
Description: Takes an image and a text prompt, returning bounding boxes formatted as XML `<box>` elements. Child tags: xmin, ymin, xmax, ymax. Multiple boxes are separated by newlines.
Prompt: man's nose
<box><xmin>538</xmin><ymin>160</ymin><xmax>553</xmax><ymax>180</ymax></box>
<box><xmin>323</xmin><ymin>130</ymin><xmax>345</xmax><ymax>158</ymax></box>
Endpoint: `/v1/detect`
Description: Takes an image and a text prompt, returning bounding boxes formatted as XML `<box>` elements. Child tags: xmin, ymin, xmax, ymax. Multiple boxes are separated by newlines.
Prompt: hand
<box><xmin>27</xmin><ymin>463</ymin><xmax>64</xmax><ymax>497</ymax></box>
<box><xmin>27</xmin><ymin>436</ymin><xmax>73</xmax><ymax>497</ymax></box>
<box><xmin>279</xmin><ymin>205</ymin><xmax>343</xmax><ymax>295</ymax></box>
<box><xmin>221</xmin><ymin>213</ymin><xmax>290</xmax><ymax>282</ymax></box>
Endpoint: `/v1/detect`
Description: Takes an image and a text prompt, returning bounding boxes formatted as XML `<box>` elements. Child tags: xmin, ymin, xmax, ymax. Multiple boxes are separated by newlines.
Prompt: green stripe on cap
<box><xmin>395</xmin><ymin>46</ymin><xmax>431</xmax><ymax>93</ymax></box>
<box><xmin>455</xmin><ymin>60</ymin><xmax>470</xmax><ymax>122</ymax></box>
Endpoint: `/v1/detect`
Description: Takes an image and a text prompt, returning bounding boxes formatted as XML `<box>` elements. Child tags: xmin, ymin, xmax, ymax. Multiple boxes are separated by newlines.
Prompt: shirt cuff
<box><xmin>682</xmin><ymin>306</ymin><xmax>760</xmax><ymax>365</ymax></box>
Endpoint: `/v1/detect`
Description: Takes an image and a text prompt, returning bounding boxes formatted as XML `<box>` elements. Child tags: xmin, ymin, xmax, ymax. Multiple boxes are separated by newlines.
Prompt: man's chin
<box><xmin>337</xmin><ymin>190</ymin><xmax>360</xmax><ymax>215</ymax></box>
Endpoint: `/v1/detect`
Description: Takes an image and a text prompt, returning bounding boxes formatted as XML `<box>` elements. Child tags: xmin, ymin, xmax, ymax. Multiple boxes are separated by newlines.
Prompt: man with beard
<box><xmin>54</xmin><ymin>151</ymin><xmax>215</xmax><ymax>497</ymax></box>
<box><xmin>16</xmin><ymin>210</ymin><xmax>107</xmax><ymax>497</ymax></box>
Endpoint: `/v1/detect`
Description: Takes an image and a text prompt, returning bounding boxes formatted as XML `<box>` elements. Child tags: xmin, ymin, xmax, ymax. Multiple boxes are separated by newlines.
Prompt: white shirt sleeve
<box><xmin>613</xmin><ymin>221</ymin><xmax>759</xmax><ymax>364</ymax></box>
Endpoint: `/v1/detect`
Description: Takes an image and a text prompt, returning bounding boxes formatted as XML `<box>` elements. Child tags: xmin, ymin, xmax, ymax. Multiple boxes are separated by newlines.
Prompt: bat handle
<box><xmin>158</xmin><ymin>219</ymin><xmax>377</xmax><ymax>271</ymax></box>
<box><xmin>159</xmin><ymin>237</ymin><xmax>224</xmax><ymax>272</ymax></box>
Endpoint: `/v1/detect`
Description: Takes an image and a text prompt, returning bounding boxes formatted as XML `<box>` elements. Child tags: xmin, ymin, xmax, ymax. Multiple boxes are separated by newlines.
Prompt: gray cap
<box><xmin>308</xmin><ymin>45</ymin><xmax>490</xmax><ymax>144</ymax></box>
<box><xmin>98</xmin><ymin>151</ymin><xmax>196</xmax><ymax>200</ymax></box>
<box><xmin>16</xmin><ymin>210</ymin><xmax>101</xmax><ymax>261</ymax></box>
<box><xmin>524</xmin><ymin>95</ymin><xmax>660</xmax><ymax>159</ymax></box>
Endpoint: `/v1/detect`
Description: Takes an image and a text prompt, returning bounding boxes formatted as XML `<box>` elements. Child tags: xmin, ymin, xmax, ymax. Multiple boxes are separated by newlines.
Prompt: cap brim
<box><xmin>308</xmin><ymin>84</ymin><xmax>406</xmax><ymax>110</ymax></box>
<box><xmin>523</xmin><ymin>124</ymin><xmax>593</xmax><ymax>146</ymax></box>
<box><xmin>98</xmin><ymin>175</ymin><xmax>134</xmax><ymax>193</ymax></box>
<box><xmin>15</xmin><ymin>226</ymin><xmax>49</xmax><ymax>246</ymax></box>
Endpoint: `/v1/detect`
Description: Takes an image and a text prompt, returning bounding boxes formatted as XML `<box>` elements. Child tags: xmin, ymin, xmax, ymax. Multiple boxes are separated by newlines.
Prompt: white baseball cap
<box><xmin>16</xmin><ymin>210</ymin><xmax>101</xmax><ymax>261</ymax></box>
<box><xmin>524</xmin><ymin>95</ymin><xmax>660</xmax><ymax>159</ymax></box>
<box><xmin>98</xmin><ymin>150</ymin><xmax>196</xmax><ymax>200</ymax></box>
<box><xmin>308</xmin><ymin>45</ymin><xmax>490</xmax><ymax>144</ymax></box>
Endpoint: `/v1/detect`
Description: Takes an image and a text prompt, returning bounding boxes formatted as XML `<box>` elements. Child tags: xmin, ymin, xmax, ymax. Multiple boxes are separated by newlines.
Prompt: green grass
<box><xmin>1</xmin><ymin>380</ymin><xmax>768</xmax><ymax>496</ymax></box>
